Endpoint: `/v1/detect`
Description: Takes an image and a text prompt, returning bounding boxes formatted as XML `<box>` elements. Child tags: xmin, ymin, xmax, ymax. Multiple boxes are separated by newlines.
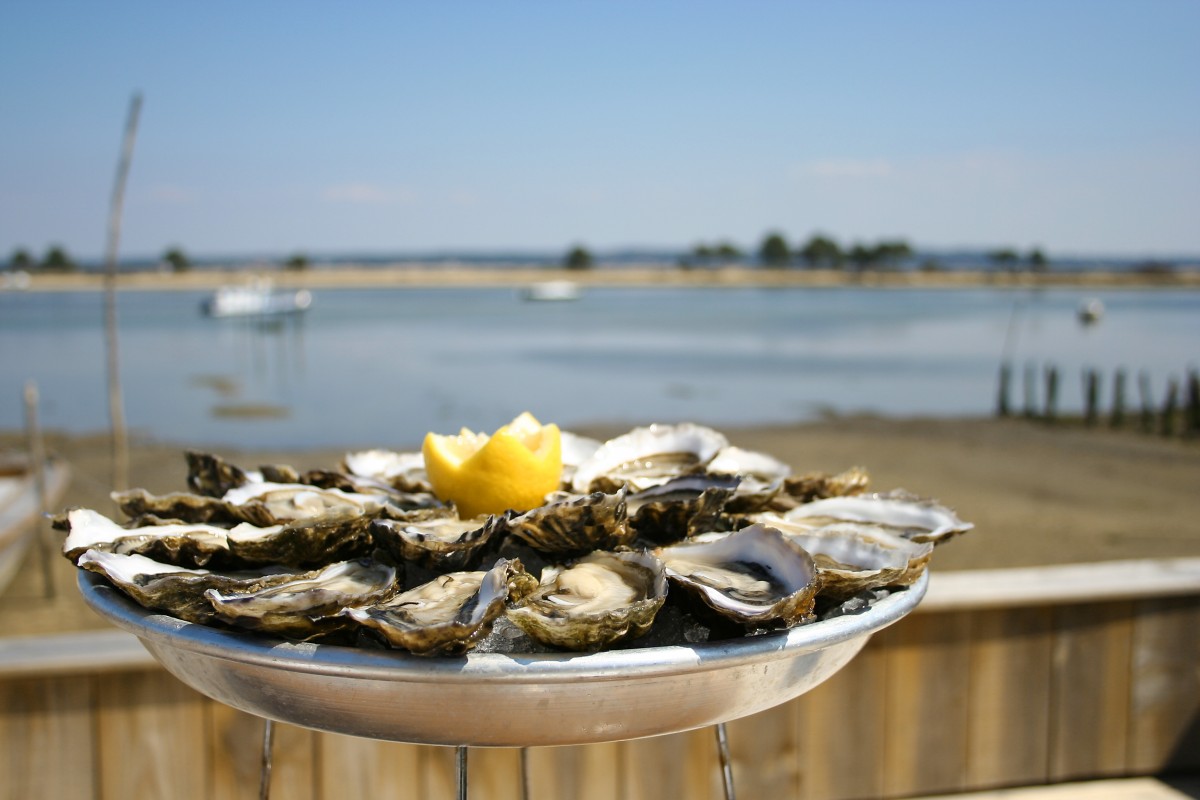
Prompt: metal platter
<box><xmin>79</xmin><ymin>570</ymin><xmax>926</xmax><ymax>747</ymax></box>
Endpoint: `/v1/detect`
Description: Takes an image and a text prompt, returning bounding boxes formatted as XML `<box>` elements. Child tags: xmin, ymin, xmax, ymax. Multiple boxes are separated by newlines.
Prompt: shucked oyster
<box><xmin>656</xmin><ymin>524</ymin><xmax>820</xmax><ymax>628</ymax></box>
<box><xmin>342</xmin><ymin>449</ymin><xmax>431</xmax><ymax>493</ymax></box>
<box><xmin>205</xmin><ymin>558</ymin><xmax>399</xmax><ymax>639</ymax></box>
<box><xmin>627</xmin><ymin>474</ymin><xmax>739</xmax><ymax>545</ymax></box>
<box><xmin>499</xmin><ymin>489</ymin><xmax>633</xmax><ymax>556</ymax></box>
<box><xmin>369</xmin><ymin>512</ymin><xmax>502</xmax><ymax>571</ymax></box>
<box><xmin>341</xmin><ymin>558</ymin><xmax>536</xmax><ymax>655</ymax></box>
<box><xmin>507</xmin><ymin>551</ymin><xmax>668</xmax><ymax>651</ymax></box>
<box><xmin>783</xmin><ymin>492</ymin><xmax>972</xmax><ymax>544</ymax></box>
<box><xmin>571</xmin><ymin>423</ymin><xmax>729</xmax><ymax>494</ymax></box>
<box><xmin>62</xmin><ymin>508</ymin><xmax>248</xmax><ymax>567</ymax></box>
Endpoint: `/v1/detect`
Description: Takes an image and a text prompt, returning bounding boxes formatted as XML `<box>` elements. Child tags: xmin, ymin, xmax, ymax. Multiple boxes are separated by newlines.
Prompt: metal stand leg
<box><xmin>715</xmin><ymin>723</ymin><xmax>736</xmax><ymax>800</ymax></box>
<box><xmin>259</xmin><ymin>718</ymin><xmax>275</xmax><ymax>800</ymax></box>
<box><xmin>520</xmin><ymin>747</ymin><xmax>531</xmax><ymax>800</ymax></box>
<box><xmin>456</xmin><ymin>745</ymin><xmax>468</xmax><ymax>800</ymax></box>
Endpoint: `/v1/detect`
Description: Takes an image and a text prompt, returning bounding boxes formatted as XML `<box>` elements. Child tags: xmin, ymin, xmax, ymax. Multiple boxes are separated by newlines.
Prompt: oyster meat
<box><xmin>62</xmin><ymin>508</ymin><xmax>246</xmax><ymax>567</ymax></box>
<box><xmin>783</xmin><ymin>492</ymin><xmax>972</xmax><ymax>543</ymax></box>
<box><xmin>507</xmin><ymin>550</ymin><xmax>668</xmax><ymax>651</ymax></box>
<box><xmin>500</xmin><ymin>488</ymin><xmax>633</xmax><ymax>556</ymax></box>
<box><xmin>369</xmin><ymin>512</ymin><xmax>501</xmax><ymax>571</ymax></box>
<box><xmin>571</xmin><ymin>423</ymin><xmax>729</xmax><ymax>494</ymax></box>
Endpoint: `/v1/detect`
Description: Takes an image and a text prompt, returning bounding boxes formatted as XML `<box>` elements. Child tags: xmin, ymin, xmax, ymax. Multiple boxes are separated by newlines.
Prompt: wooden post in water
<box><xmin>1138</xmin><ymin>371</ymin><xmax>1155</xmax><ymax>433</ymax></box>
<box><xmin>1110</xmin><ymin>368</ymin><xmax>1127</xmax><ymax>428</ymax></box>
<box><xmin>1083</xmin><ymin>368</ymin><xmax>1099</xmax><ymax>427</ymax></box>
<box><xmin>1044</xmin><ymin>365</ymin><xmax>1059</xmax><ymax>422</ymax></box>
<box><xmin>1023</xmin><ymin>362</ymin><xmax>1037</xmax><ymax>418</ymax></box>
<box><xmin>1161</xmin><ymin>377</ymin><xmax>1179</xmax><ymax>437</ymax></box>
<box><xmin>1186</xmin><ymin>369</ymin><xmax>1200</xmax><ymax>438</ymax></box>
<box><xmin>996</xmin><ymin>363</ymin><xmax>1012</xmax><ymax>417</ymax></box>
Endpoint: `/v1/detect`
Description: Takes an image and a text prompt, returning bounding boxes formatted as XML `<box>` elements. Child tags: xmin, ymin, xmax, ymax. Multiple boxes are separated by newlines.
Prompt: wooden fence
<box><xmin>3</xmin><ymin>559</ymin><xmax>1198</xmax><ymax>800</ymax></box>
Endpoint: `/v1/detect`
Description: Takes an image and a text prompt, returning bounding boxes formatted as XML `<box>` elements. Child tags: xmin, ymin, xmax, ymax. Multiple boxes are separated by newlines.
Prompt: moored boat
<box><xmin>202</xmin><ymin>280</ymin><xmax>313</xmax><ymax>318</ymax></box>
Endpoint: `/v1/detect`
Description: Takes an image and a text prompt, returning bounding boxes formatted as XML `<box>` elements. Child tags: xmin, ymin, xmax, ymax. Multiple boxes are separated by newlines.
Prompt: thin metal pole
<box><xmin>715</xmin><ymin>723</ymin><xmax>736</xmax><ymax>800</ymax></box>
<box><xmin>456</xmin><ymin>745</ymin><xmax>468</xmax><ymax>800</ymax></box>
<box><xmin>258</xmin><ymin>718</ymin><xmax>275</xmax><ymax>800</ymax></box>
<box><xmin>23</xmin><ymin>381</ymin><xmax>54</xmax><ymax>599</ymax></box>
<box><xmin>519</xmin><ymin>747</ymin><xmax>531</xmax><ymax>800</ymax></box>
<box><xmin>104</xmin><ymin>92</ymin><xmax>142</xmax><ymax>493</ymax></box>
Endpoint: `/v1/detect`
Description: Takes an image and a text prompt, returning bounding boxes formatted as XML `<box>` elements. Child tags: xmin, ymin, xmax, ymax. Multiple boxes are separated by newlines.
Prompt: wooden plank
<box><xmin>526</xmin><ymin>742</ymin><xmax>622</xmax><ymax>800</ymax></box>
<box><xmin>0</xmin><ymin>675</ymin><xmax>94</xmax><ymax>800</ymax></box>
<box><xmin>882</xmin><ymin>611</ymin><xmax>973</xmax><ymax>797</ymax></box>
<box><xmin>316</xmin><ymin>731</ymin><xmax>422</xmax><ymax>800</ymax></box>
<box><xmin>728</xmin><ymin>701</ymin><xmax>799</xmax><ymax>799</ymax></box>
<box><xmin>1049</xmin><ymin>602</ymin><xmax>1133</xmax><ymax>781</ymax></box>
<box><xmin>96</xmin><ymin>670</ymin><xmax>210</xmax><ymax>799</ymax></box>
<box><xmin>208</xmin><ymin>704</ymin><xmax>315</xmax><ymax>800</ymax></box>
<box><xmin>1128</xmin><ymin>596</ymin><xmax>1200</xmax><ymax>773</ymax></box>
<box><xmin>967</xmin><ymin>607</ymin><xmax>1055</xmax><ymax>789</ymax></box>
<box><xmin>901</xmin><ymin>775</ymin><xmax>1200</xmax><ymax>799</ymax></box>
<box><xmin>798</xmin><ymin>632</ymin><xmax>888</xmax><ymax>800</ymax></box>
<box><xmin>621</xmin><ymin>728</ymin><xmax>720</xmax><ymax>800</ymax></box>
<box><xmin>468</xmin><ymin>747</ymin><xmax>522</xmax><ymax>800</ymax></box>
<box><xmin>921</xmin><ymin>559</ymin><xmax>1200</xmax><ymax>612</ymax></box>
<box><xmin>423</xmin><ymin>745</ymin><xmax>457</xmax><ymax>800</ymax></box>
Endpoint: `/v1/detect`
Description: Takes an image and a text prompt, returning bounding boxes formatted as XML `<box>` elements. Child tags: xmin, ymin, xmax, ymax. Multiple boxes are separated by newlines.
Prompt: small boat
<box><xmin>202</xmin><ymin>280</ymin><xmax>313</xmax><ymax>318</ymax></box>
<box><xmin>0</xmin><ymin>454</ymin><xmax>70</xmax><ymax>593</ymax></box>
<box><xmin>521</xmin><ymin>280</ymin><xmax>581</xmax><ymax>302</ymax></box>
<box><xmin>1077</xmin><ymin>298</ymin><xmax>1104</xmax><ymax>326</ymax></box>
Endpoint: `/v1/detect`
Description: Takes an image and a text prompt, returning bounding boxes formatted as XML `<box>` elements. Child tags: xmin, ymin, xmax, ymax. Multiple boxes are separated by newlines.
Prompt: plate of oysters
<box><xmin>68</xmin><ymin>416</ymin><xmax>970</xmax><ymax>747</ymax></box>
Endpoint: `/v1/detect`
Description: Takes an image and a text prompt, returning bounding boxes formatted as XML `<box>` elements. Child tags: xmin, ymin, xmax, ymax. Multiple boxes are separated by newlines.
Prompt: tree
<box><xmin>564</xmin><ymin>245</ymin><xmax>593</xmax><ymax>270</ymax></box>
<box><xmin>691</xmin><ymin>243</ymin><xmax>714</xmax><ymax>260</ymax></box>
<box><xmin>848</xmin><ymin>243</ymin><xmax>878</xmax><ymax>272</ymax></box>
<box><xmin>1028</xmin><ymin>247</ymin><xmax>1048</xmax><ymax>272</ymax></box>
<box><xmin>873</xmin><ymin>239</ymin><xmax>913</xmax><ymax>270</ymax></box>
<box><xmin>798</xmin><ymin>234</ymin><xmax>843</xmax><ymax>269</ymax></box>
<box><xmin>713</xmin><ymin>241</ymin><xmax>743</xmax><ymax>261</ymax></box>
<box><xmin>758</xmin><ymin>232</ymin><xmax>791</xmax><ymax>267</ymax></box>
<box><xmin>162</xmin><ymin>246</ymin><xmax>190</xmax><ymax>272</ymax></box>
<box><xmin>8</xmin><ymin>247</ymin><xmax>33</xmax><ymax>271</ymax></box>
<box><xmin>988</xmin><ymin>248</ymin><xmax>1020</xmax><ymax>272</ymax></box>
<box><xmin>284</xmin><ymin>253</ymin><xmax>310</xmax><ymax>271</ymax></box>
<box><xmin>41</xmin><ymin>245</ymin><xmax>76</xmax><ymax>272</ymax></box>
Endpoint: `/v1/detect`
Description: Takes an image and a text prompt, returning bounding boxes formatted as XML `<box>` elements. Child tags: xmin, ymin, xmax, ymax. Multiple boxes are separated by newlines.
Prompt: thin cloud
<box><xmin>323</xmin><ymin>183</ymin><xmax>413</xmax><ymax>205</ymax></box>
<box><xmin>798</xmin><ymin>159</ymin><xmax>895</xmax><ymax>178</ymax></box>
<box><xmin>148</xmin><ymin>185</ymin><xmax>195</xmax><ymax>204</ymax></box>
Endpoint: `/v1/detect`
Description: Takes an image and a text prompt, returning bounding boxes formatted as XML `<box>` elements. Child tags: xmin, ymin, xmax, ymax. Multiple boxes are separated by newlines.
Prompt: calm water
<box><xmin>1</xmin><ymin>286</ymin><xmax>1196</xmax><ymax>450</ymax></box>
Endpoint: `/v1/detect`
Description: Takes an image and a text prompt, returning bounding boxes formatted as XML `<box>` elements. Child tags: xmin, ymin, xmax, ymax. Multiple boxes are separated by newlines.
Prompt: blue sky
<box><xmin>2</xmin><ymin>1</ymin><xmax>1198</xmax><ymax>261</ymax></box>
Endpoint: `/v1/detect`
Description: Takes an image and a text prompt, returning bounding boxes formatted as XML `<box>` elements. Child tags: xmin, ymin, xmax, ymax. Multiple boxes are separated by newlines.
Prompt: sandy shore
<box><xmin>2</xmin><ymin>415</ymin><xmax>1197</xmax><ymax>637</ymax></box>
<box><xmin>18</xmin><ymin>265</ymin><xmax>1200</xmax><ymax>292</ymax></box>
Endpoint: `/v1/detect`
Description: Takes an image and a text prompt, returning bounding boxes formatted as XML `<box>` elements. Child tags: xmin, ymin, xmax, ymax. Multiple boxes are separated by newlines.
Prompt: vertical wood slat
<box><xmin>1049</xmin><ymin>602</ymin><xmax>1134</xmax><ymax>781</ymax></box>
<box><xmin>316</xmin><ymin>731</ymin><xmax>422</xmax><ymax>800</ymax></box>
<box><xmin>882</xmin><ymin>610</ymin><xmax>973</xmax><ymax>798</ymax></box>
<box><xmin>468</xmin><ymin>747</ymin><xmax>523</xmax><ymax>800</ymax></box>
<box><xmin>620</xmin><ymin>727</ymin><xmax>720</xmax><ymax>800</ymax></box>
<box><xmin>0</xmin><ymin>676</ymin><xmax>95</xmax><ymax>800</ymax></box>
<box><xmin>798</xmin><ymin>633</ymin><xmax>888</xmax><ymax>800</ymax></box>
<box><xmin>526</xmin><ymin>742</ymin><xmax>622</xmax><ymax>800</ymax></box>
<box><xmin>1128</xmin><ymin>596</ymin><xmax>1200</xmax><ymax>773</ymax></box>
<box><xmin>728</xmin><ymin>700</ymin><xmax>800</xmax><ymax>799</ymax></box>
<box><xmin>208</xmin><ymin>705</ymin><xmax>315</xmax><ymax>800</ymax></box>
<box><xmin>967</xmin><ymin>607</ymin><xmax>1055</xmax><ymax>789</ymax></box>
<box><xmin>95</xmin><ymin>670</ymin><xmax>210</xmax><ymax>800</ymax></box>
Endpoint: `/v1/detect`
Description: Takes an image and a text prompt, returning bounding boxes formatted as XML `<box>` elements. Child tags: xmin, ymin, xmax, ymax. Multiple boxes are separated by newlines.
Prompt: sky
<box><xmin>2</xmin><ymin>1</ymin><xmax>1198</xmax><ymax>262</ymax></box>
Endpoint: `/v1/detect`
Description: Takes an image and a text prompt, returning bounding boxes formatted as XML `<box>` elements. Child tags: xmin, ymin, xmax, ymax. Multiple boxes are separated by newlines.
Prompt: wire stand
<box><xmin>715</xmin><ymin>723</ymin><xmax>736</xmax><ymax>800</ymax></box>
<box><xmin>259</xmin><ymin>719</ymin><xmax>275</xmax><ymax>800</ymax></box>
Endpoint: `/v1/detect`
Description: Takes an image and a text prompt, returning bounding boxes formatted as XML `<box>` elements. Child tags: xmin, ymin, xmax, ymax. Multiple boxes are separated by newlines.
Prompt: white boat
<box><xmin>202</xmin><ymin>281</ymin><xmax>313</xmax><ymax>318</ymax></box>
<box><xmin>0</xmin><ymin>455</ymin><xmax>70</xmax><ymax>593</ymax></box>
<box><xmin>1077</xmin><ymin>298</ymin><xmax>1104</xmax><ymax>326</ymax></box>
<box><xmin>521</xmin><ymin>280</ymin><xmax>581</xmax><ymax>302</ymax></box>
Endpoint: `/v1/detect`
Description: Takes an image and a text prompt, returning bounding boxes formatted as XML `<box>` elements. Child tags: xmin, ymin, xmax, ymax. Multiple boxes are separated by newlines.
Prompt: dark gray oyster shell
<box><xmin>507</xmin><ymin>550</ymin><xmax>667</xmax><ymax>651</ymax></box>
<box><xmin>499</xmin><ymin>489</ymin><xmax>632</xmax><ymax>556</ymax></box>
<box><xmin>369</xmin><ymin>512</ymin><xmax>502</xmax><ymax>571</ymax></box>
<box><xmin>627</xmin><ymin>475</ymin><xmax>739</xmax><ymax>545</ymax></box>
<box><xmin>782</xmin><ymin>492</ymin><xmax>973</xmax><ymax>544</ymax></box>
<box><xmin>62</xmin><ymin>508</ymin><xmax>244</xmax><ymax>567</ymax></box>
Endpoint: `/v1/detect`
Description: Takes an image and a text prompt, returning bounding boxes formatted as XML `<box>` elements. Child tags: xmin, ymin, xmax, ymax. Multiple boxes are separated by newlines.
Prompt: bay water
<box><xmin>1</xmin><ymin>285</ymin><xmax>1196</xmax><ymax>450</ymax></box>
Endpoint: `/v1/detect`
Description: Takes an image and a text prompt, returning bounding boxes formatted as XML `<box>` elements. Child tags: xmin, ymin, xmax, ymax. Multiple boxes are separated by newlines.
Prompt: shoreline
<box><xmin>14</xmin><ymin>265</ymin><xmax>1200</xmax><ymax>292</ymax></box>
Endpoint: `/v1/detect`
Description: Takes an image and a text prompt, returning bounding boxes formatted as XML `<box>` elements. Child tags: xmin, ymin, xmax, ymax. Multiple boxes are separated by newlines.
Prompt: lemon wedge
<box><xmin>422</xmin><ymin>413</ymin><xmax>563</xmax><ymax>519</ymax></box>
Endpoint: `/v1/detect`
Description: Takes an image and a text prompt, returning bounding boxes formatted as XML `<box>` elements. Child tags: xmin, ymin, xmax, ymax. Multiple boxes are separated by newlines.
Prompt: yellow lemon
<box><xmin>422</xmin><ymin>412</ymin><xmax>563</xmax><ymax>519</ymax></box>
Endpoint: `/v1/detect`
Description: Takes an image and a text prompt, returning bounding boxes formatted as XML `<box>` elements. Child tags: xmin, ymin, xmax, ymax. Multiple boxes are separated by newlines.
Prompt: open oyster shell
<box><xmin>342</xmin><ymin>449</ymin><xmax>432</xmax><ymax>493</ymax></box>
<box><xmin>369</xmin><ymin>512</ymin><xmax>502</xmax><ymax>571</ymax></box>
<box><xmin>499</xmin><ymin>489</ymin><xmax>633</xmax><ymax>556</ymax></box>
<box><xmin>655</xmin><ymin>524</ymin><xmax>821</xmax><ymax>628</ymax></box>
<box><xmin>62</xmin><ymin>508</ymin><xmax>248</xmax><ymax>567</ymax></box>
<box><xmin>205</xmin><ymin>558</ymin><xmax>399</xmax><ymax>639</ymax></box>
<box><xmin>507</xmin><ymin>550</ymin><xmax>668</xmax><ymax>651</ymax></box>
<box><xmin>783</xmin><ymin>492</ymin><xmax>973</xmax><ymax>544</ymax></box>
<box><xmin>570</xmin><ymin>423</ymin><xmax>729</xmax><ymax>494</ymax></box>
<box><xmin>627</xmin><ymin>474</ymin><xmax>739</xmax><ymax>545</ymax></box>
<box><xmin>341</xmin><ymin>558</ymin><xmax>536</xmax><ymax>656</ymax></box>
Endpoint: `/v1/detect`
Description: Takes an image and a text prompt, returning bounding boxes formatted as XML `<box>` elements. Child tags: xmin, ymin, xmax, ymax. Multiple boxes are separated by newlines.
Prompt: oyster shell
<box><xmin>205</xmin><ymin>558</ymin><xmax>399</xmax><ymax>639</ymax></box>
<box><xmin>627</xmin><ymin>475</ymin><xmax>739</xmax><ymax>544</ymax></box>
<box><xmin>750</xmin><ymin>515</ymin><xmax>934</xmax><ymax>601</ymax></box>
<box><xmin>783</xmin><ymin>492</ymin><xmax>972</xmax><ymax>543</ymax></box>
<box><xmin>773</xmin><ymin>467</ymin><xmax>871</xmax><ymax>509</ymax></box>
<box><xmin>507</xmin><ymin>550</ymin><xmax>668</xmax><ymax>651</ymax></box>
<box><xmin>62</xmin><ymin>508</ymin><xmax>247</xmax><ymax>567</ymax></box>
<box><xmin>655</xmin><ymin>524</ymin><xmax>820</xmax><ymax>628</ymax></box>
<box><xmin>342</xmin><ymin>449</ymin><xmax>431</xmax><ymax>493</ymax></box>
<box><xmin>559</xmin><ymin>431</ymin><xmax>602</xmax><ymax>487</ymax></box>
<box><xmin>500</xmin><ymin>489</ymin><xmax>633</xmax><ymax>556</ymax></box>
<box><xmin>571</xmin><ymin>423</ymin><xmax>729</xmax><ymax>493</ymax></box>
<box><xmin>341</xmin><ymin>558</ymin><xmax>536</xmax><ymax>656</ymax></box>
<box><xmin>369</xmin><ymin>512</ymin><xmax>501</xmax><ymax>571</ymax></box>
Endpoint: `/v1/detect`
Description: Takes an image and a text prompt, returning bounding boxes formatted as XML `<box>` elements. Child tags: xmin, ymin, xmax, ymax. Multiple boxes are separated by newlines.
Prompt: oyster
<box><xmin>750</xmin><ymin>515</ymin><xmax>934</xmax><ymax>600</ymax></box>
<box><xmin>774</xmin><ymin>467</ymin><xmax>871</xmax><ymax>509</ymax></box>
<box><xmin>655</xmin><ymin>524</ymin><xmax>820</xmax><ymax>628</ymax></box>
<box><xmin>499</xmin><ymin>489</ymin><xmax>633</xmax><ymax>556</ymax></box>
<box><xmin>186</xmin><ymin>451</ymin><xmax>255</xmax><ymax>497</ymax></box>
<box><xmin>341</xmin><ymin>558</ymin><xmax>536</xmax><ymax>655</ymax></box>
<box><xmin>205</xmin><ymin>558</ymin><xmax>399</xmax><ymax>639</ymax></box>
<box><xmin>571</xmin><ymin>423</ymin><xmax>729</xmax><ymax>494</ymax></box>
<box><xmin>76</xmin><ymin>549</ymin><xmax>297</xmax><ymax>624</ymax></box>
<box><xmin>783</xmin><ymin>492</ymin><xmax>972</xmax><ymax>543</ymax></box>
<box><xmin>370</xmin><ymin>512</ymin><xmax>502</xmax><ymax>571</ymax></box>
<box><xmin>62</xmin><ymin>508</ymin><xmax>247</xmax><ymax>567</ymax></box>
<box><xmin>342</xmin><ymin>449</ymin><xmax>431</xmax><ymax>493</ymax></box>
<box><xmin>627</xmin><ymin>475</ymin><xmax>739</xmax><ymax>544</ymax></box>
<box><xmin>559</xmin><ymin>431</ymin><xmax>602</xmax><ymax>487</ymax></box>
<box><xmin>507</xmin><ymin>551</ymin><xmax>667</xmax><ymax>651</ymax></box>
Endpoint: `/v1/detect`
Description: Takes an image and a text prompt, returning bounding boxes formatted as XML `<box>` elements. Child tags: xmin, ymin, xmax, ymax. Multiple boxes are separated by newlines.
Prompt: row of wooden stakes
<box><xmin>996</xmin><ymin>363</ymin><xmax>1200</xmax><ymax>436</ymax></box>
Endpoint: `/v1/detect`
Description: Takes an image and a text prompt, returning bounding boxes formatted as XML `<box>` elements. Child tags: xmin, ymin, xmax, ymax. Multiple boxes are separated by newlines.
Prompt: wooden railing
<box><xmin>3</xmin><ymin>559</ymin><xmax>1198</xmax><ymax>800</ymax></box>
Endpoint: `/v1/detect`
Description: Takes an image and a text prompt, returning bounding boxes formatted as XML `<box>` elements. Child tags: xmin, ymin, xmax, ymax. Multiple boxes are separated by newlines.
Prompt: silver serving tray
<box><xmin>79</xmin><ymin>570</ymin><xmax>926</xmax><ymax>747</ymax></box>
